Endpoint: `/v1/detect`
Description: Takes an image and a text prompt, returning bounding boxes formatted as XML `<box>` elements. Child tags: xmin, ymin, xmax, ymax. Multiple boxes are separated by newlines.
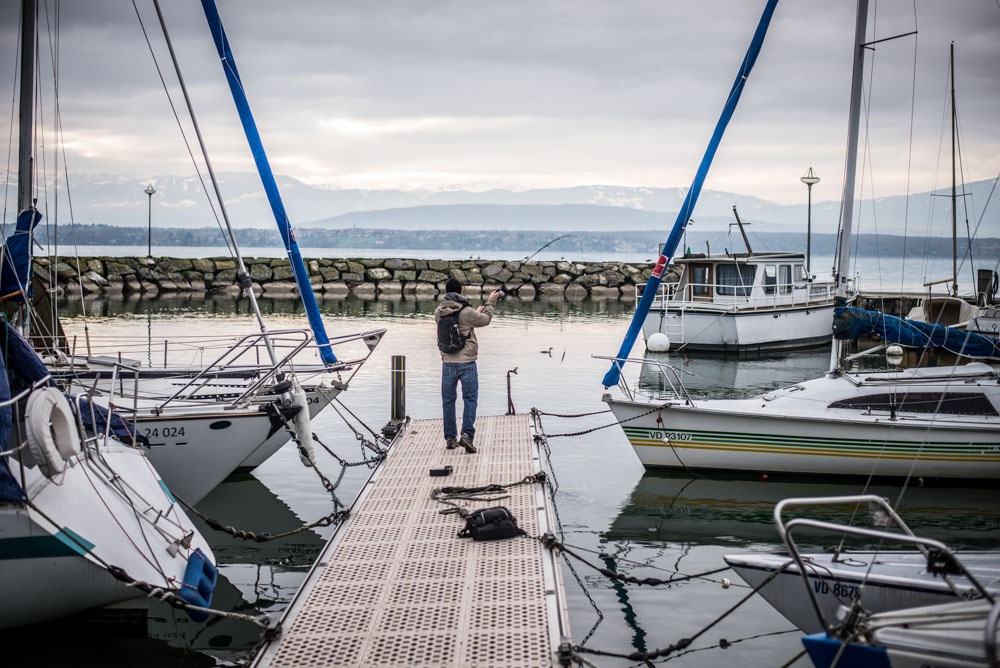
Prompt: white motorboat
<box><xmin>640</xmin><ymin>248</ymin><xmax>836</xmax><ymax>354</ymax></box>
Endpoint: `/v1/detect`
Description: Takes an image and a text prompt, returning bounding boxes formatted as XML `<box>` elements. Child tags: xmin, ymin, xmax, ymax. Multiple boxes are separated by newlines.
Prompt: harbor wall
<box><xmin>34</xmin><ymin>255</ymin><xmax>922</xmax><ymax>311</ymax></box>
<box><xmin>35</xmin><ymin>256</ymin><xmax>665</xmax><ymax>301</ymax></box>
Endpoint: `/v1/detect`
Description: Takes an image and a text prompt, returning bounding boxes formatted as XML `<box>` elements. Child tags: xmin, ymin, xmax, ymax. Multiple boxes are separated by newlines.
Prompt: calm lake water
<box><xmin>6</xmin><ymin>292</ymin><xmax>999</xmax><ymax>667</ymax></box>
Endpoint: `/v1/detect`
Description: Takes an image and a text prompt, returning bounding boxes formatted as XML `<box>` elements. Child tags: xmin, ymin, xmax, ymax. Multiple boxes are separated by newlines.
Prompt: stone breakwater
<box><xmin>37</xmin><ymin>256</ymin><xmax>668</xmax><ymax>301</ymax></box>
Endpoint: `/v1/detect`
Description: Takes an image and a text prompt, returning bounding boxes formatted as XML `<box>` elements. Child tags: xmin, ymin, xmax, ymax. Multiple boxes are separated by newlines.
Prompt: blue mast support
<box><xmin>602</xmin><ymin>0</ymin><xmax>779</xmax><ymax>388</ymax></box>
<box><xmin>201</xmin><ymin>0</ymin><xmax>336</xmax><ymax>365</ymax></box>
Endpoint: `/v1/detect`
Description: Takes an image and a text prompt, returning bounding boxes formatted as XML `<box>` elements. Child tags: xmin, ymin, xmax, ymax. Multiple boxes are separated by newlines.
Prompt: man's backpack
<box><xmin>437</xmin><ymin>305</ymin><xmax>468</xmax><ymax>354</ymax></box>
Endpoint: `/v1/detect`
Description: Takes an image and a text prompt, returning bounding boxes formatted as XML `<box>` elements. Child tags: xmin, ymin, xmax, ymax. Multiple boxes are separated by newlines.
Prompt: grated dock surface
<box><xmin>252</xmin><ymin>414</ymin><xmax>569</xmax><ymax>668</ymax></box>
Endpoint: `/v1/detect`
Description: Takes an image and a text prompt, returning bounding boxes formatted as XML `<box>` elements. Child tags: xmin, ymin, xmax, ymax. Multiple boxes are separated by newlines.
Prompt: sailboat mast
<box><xmin>150</xmin><ymin>0</ymin><xmax>279</xmax><ymax>368</ymax></box>
<box><xmin>950</xmin><ymin>42</ymin><xmax>957</xmax><ymax>297</ymax></box>
<box><xmin>831</xmin><ymin>0</ymin><xmax>869</xmax><ymax>372</ymax></box>
<box><xmin>17</xmin><ymin>0</ymin><xmax>35</xmax><ymax>213</ymax></box>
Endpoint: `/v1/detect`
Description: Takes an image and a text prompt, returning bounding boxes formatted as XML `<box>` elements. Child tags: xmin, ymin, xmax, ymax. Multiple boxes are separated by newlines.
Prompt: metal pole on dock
<box><xmin>382</xmin><ymin>355</ymin><xmax>406</xmax><ymax>436</ymax></box>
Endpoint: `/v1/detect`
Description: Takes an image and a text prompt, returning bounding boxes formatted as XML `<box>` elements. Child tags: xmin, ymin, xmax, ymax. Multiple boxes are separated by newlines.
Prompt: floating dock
<box><xmin>251</xmin><ymin>413</ymin><xmax>571</xmax><ymax>667</ymax></box>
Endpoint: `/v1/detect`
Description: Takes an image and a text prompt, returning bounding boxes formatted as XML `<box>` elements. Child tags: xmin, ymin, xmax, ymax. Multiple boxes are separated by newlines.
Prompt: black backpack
<box><xmin>457</xmin><ymin>506</ymin><xmax>525</xmax><ymax>541</ymax></box>
<box><xmin>437</xmin><ymin>305</ymin><xmax>468</xmax><ymax>354</ymax></box>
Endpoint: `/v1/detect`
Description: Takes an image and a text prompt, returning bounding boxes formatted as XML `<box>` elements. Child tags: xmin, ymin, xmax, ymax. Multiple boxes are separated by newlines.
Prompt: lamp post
<box><xmin>800</xmin><ymin>167</ymin><xmax>820</xmax><ymax>273</ymax></box>
<box><xmin>144</xmin><ymin>183</ymin><xmax>156</xmax><ymax>258</ymax></box>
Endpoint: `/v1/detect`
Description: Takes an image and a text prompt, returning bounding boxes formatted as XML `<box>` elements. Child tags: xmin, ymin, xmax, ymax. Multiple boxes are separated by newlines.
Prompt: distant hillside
<box><xmin>5</xmin><ymin>170</ymin><xmax>996</xmax><ymax>238</ymax></box>
<box><xmin>47</xmin><ymin>223</ymin><xmax>1000</xmax><ymax>261</ymax></box>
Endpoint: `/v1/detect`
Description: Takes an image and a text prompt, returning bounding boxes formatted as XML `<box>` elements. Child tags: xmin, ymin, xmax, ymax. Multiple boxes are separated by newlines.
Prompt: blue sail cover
<box><xmin>200</xmin><ymin>0</ymin><xmax>336</xmax><ymax>366</ymax></box>
<box><xmin>833</xmin><ymin>306</ymin><xmax>1000</xmax><ymax>359</ymax></box>
<box><xmin>0</xmin><ymin>209</ymin><xmax>42</xmax><ymax>303</ymax></box>
<box><xmin>603</xmin><ymin>0</ymin><xmax>779</xmax><ymax>388</ymax></box>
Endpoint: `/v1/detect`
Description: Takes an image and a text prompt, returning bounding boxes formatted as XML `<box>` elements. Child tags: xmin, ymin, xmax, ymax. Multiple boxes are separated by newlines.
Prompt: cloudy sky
<box><xmin>2</xmin><ymin>0</ymin><xmax>998</xmax><ymax>207</ymax></box>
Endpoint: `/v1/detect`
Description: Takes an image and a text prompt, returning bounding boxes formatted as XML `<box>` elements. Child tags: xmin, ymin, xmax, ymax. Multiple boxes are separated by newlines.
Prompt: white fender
<box><xmin>291</xmin><ymin>380</ymin><xmax>315</xmax><ymax>467</ymax></box>
<box><xmin>25</xmin><ymin>387</ymin><xmax>82</xmax><ymax>478</ymax></box>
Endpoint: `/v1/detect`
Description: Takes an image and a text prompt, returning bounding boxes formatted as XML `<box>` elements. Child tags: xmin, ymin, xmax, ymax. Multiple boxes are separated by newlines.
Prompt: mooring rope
<box><xmin>431</xmin><ymin>472</ymin><xmax>547</xmax><ymax>519</ymax></box>
<box><xmin>28</xmin><ymin>499</ymin><xmax>271</xmax><ymax>629</ymax></box>
<box><xmin>529</xmin><ymin>405</ymin><xmax>662</xmax><ymax>438</ymax></box>
<box><xmin>534</xmin><ymin>542</ymin><xmax>799</xmax><ymax>664</ymax></box>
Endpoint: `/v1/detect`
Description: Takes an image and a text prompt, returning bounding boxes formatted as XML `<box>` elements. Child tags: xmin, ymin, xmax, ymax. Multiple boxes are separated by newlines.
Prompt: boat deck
<box><xmin>250</xmin><ymin>413</ymin><xmax>570</xmax><ymax>668</ymax></box>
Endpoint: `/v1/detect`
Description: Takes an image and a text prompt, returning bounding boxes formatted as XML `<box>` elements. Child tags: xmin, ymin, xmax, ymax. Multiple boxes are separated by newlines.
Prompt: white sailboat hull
<box><xmin>724</xmin><ymin>551</ymin><xmax>1000</xmax><ymax>634</ymax></box>
<box><xmin>0</xmin><ymin>442</ymin><xmax>215</xmax><ymax>628</ymax></box>
<box><xmin>85</xmin><ymin>382</ymin><xmax>338</xmax><ymax>504</ymax></box>
<box><xmin>605</xmin><ymin>363</ymin><xmax>1000</xmax><ymax>479</ymax></box>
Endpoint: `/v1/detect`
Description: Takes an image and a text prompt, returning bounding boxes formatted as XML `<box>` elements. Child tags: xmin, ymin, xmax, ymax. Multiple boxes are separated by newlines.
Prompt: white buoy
<box><xmin>647</xmin><ymin>332</ymin><xmax>671</xmax><ymax>352</ymax></box>
<box><xmin>886</xmin><ymin>344</ymin><xmax>904</xmax><ymax>366</ymax></box>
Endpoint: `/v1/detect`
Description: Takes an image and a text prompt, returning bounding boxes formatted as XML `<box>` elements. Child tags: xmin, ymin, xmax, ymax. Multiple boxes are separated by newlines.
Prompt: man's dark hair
<box><xmin>445</xmin><ymin>278</ymin><xmax>462</xmax><ymax>294</ymax></box>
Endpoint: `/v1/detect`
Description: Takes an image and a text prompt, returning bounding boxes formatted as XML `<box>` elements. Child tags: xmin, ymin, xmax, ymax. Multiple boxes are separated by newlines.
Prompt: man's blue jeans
<box><xmin>442</xmin><ymin>361</ymin><xmax>478</xmax><ymax>441</ymax></box>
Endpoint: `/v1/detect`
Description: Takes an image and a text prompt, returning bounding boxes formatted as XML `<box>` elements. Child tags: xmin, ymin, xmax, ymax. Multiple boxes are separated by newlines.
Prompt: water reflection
<box><xmin>603</xmin><ymin>472</ymin><xmax>1000</xmax><ymax>550</ymax></box>
<box><xmin>59</xmin><ymin>292</ymin><xmax>635</xmax><ymax>323</ymax></box>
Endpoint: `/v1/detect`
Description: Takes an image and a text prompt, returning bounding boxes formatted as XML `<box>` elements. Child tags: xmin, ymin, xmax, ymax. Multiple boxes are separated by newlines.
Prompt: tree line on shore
<box><xmin>36</xmin><ymin>224</ymin><xmax>998</xmax><ymax>259</ymax></box>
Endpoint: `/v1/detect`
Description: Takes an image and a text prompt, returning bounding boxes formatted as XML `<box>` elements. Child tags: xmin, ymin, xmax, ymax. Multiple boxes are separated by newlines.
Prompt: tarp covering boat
<box><xmin>0</xmin><ymin>209</ymin><xmax>42</xmax><ymax>303</ymax></box>
<box><xmin>833</xmin><ymin>304</ymin><xmax>1000</xmax><ymax>359</ymax></box>
<box><xmin>0</xmin><ymin>319</ymin><xmax>22</xmax><ymax>502</ymax></box>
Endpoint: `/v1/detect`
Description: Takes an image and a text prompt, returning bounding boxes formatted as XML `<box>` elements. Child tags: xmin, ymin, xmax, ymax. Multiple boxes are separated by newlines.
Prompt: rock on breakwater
<box><xmin>35</xmin><ymin>256</ymin><xmax>667</xmax><ymax>301</ymax></box>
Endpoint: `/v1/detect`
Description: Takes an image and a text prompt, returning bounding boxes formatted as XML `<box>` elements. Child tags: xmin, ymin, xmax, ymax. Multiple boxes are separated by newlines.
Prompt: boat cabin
<box><xmin>651</xmin><ymin>251</ymin><xmax>835</xmax><ymax>309</ymax></box>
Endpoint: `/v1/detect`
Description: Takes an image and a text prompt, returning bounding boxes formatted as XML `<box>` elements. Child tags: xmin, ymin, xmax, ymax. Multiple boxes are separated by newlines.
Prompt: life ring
<box><xmin>25</xmin><ymin>388</ymin><xmax>82</xmax><ymax>479</ymax></box>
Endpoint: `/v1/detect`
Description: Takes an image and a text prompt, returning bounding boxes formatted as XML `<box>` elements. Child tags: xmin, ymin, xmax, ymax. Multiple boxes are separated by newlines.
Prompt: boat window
<box><xmin>779</xmin><ymin>265</ymin><xmax>792</xmax><ymax>294</ymax></box>
<box><xmin>762</xmin><ymin>265</ymin><xmax>777</xmax><ymax>295</ymax></box>
<box><xmin>795</xmin><ymin>265</ymin><xmax>808</xmax><ymax>282</ymax></box>
<box><xmin>716</xmin><ymin>264</ymin><xmax>755</xmax><ymax>297</ymax></box>
<box><xmin>828</xmin><ymin>392</ymin><xmax>999</xmax><ymax>416</ymax></box>
<box><xmin>691</xmin><ymin>264</ymin><xmax>712</xmax><ymax>297</ymax></box>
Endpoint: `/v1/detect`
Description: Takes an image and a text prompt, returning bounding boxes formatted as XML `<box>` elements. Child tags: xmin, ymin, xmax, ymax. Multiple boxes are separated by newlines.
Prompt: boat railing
<box><xmin>638</xmin><ymin>279</ymin><xmax>837</xmax><ymax>311</ymax></box>
<box><xmin>154</xmin><ymin>328</ymin><xmax>318</xmax><ymax>409</ymax></box>
<box><xmin>775</xmin><ymin>494</ymin><xmax>996</xmax><ymax>636</ymax></box>
<box><xmin>592</xmin><ymin>354</ymin><xmax>695</xmax><ymax>404</ymax></box>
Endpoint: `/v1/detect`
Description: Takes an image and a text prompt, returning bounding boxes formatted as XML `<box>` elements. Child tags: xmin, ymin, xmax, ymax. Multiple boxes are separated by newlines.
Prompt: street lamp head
<box><xmin>800</xmin><ymin>167</ymin><xmax>820</xmax><ymax>187</ymax></box>
<box><xmin>144</xmin><ymin>183</ymin><xmax>156</xmax><ymax>196</ymax></box>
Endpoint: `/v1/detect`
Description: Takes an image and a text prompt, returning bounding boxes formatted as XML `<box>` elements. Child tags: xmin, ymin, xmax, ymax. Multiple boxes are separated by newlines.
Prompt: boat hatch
<box><xmin>828</xmin><ymin>392</ymin><xmax>999</xmax><ymax>416</ymax></box>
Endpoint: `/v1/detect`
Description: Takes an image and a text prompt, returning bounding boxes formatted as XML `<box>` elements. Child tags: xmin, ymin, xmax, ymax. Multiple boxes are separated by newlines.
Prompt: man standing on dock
<box><xmin>435</xmin><ymin>278</ymin><xmax>502</xmax><ymax>454</ymax></box>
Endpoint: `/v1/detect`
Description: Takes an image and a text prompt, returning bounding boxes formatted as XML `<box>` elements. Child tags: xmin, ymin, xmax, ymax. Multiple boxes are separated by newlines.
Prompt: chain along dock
<box><xmin>250</xmin><ymin>413</ymin><xmax>571</xmax><ymax>667</ymax></box>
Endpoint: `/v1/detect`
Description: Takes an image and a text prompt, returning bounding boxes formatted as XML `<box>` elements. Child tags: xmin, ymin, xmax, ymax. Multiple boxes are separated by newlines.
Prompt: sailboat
<box><xmin>721</xmin><ymin>494</ymin><xmax>1000</xmax><ymax>668</ymax></box>
<box><xmin>905</xmin><ymin>43</ymin><xmax>997</xmax><ymax>334</ymax></box>
<box><xmin>0</xmin><ymin>0</ymin><xmax>216</xmax><ymax>628</ymax></box>
<box><xmin>15</xmin><ymin>1</ymin><xmax>388</xmax><ymax>503</ymax></box>
<box><xmin>600</xmin><ymin>0</ymin><xmax>1000</xmax><ymax>480</ymax></box>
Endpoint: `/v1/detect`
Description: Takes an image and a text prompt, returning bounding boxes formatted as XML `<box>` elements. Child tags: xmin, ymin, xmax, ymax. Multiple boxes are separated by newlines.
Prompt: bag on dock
<box><xmin>458</xmin><ymin>506</ymin><xmax>525</xmax><ymax>541</ymax></box>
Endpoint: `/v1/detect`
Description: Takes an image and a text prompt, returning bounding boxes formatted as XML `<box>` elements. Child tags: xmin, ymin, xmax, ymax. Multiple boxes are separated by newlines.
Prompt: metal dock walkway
<box><xmin>251</xmin><ymin>413</ymin><xmax>571</xmax><ymax>667</ymax></box>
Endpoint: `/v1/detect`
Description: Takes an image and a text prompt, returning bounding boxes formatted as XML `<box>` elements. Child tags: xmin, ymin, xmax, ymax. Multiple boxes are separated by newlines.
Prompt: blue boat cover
<box><xmin>833</xmin><ymin>305</ymin><xmax>1000</xmax><ymax>359</ymax></box>
<box><xmin>603</xmin><ymin>0</ymin><xmax>779</xmax><ymax>387</ymax></box>
<box><xmin>0</xmin><ymin>319</ymin><xmax>21</xmax><ymax>502</ymax></box>
<box><xmin>201</xmin><ymin>0</ymin><xmax>337</xmax><ymax>366</ymax></box>
<box><xmin>0</xmin><ymin>209</ymin><xmax>42</xmax><ymax>303</ymax></box>
<box><xmin>73</xmin><ymin>395</ymin><xmax>149</xmax><ymax>447</ymax></box>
